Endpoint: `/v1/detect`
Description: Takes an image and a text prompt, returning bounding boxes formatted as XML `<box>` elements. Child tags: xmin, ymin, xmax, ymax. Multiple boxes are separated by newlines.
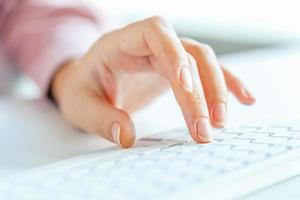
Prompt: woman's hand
<box><xmin>51</xmin><ymin>16</ymin><xmax>255</xmax><ymax>148</ymax></box>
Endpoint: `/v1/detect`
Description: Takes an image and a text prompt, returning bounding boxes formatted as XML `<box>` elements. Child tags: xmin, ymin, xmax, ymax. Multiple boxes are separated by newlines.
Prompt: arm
<box><xmin>1</xmin><ymin>2</ymin><xmax>255</xmax><ymax>148</ymax></box>
<box><xmin>52</xmin><ymin>17</ymin><xmax>255</xmax><ymax>148</ymax></box>
<box><xmin>0</xmin><ymin>0</ymin><xmax>115</xmax><ymax>94</ymax></box>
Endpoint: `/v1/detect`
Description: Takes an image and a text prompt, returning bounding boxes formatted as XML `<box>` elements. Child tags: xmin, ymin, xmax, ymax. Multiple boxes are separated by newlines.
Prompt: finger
<box><xmin>171</xmin><ymin>53</ymin><xmax>212</xmax><ymax>143</ymax></box>
<box><xmin>221</xmin><ymin>67</ymin><xmax>256</xmax><ymax>105</ymax></box>
<box><xmin>182</xmin><ymin>38</ymin><xmax>227</xmax><ymax>128</ymax></box>
<box><xmin>111</xmin><ymin>16</ymin><xmax>212</xmax><ymax>142</ymax></box>
<box><xmin>86</xmin><ymin>16</ymin><xmax>212</xmax><ymax>142</ymax></box>
<box><xmin>145</xmin><ymin>17</ymin><xmax>212</xmax><ymax>142</ymax></box>
<box><xmin>61</xmin><ymin>89</ymin><xmax>136</xmax><ymax>148</ymax></box>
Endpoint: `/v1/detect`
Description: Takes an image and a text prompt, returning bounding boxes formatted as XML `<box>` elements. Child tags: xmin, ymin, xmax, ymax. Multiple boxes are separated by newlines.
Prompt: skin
<box><xmin>51</xmin><ymin>16</ymin><xmax>255</xmax><ymax>148</ymax></box>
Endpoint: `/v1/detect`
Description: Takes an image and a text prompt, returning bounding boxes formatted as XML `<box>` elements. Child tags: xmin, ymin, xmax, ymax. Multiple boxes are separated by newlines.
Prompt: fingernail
<box><xmin>245</xmin><ymin>90</ymin><xmax>255</xmax><ymax>100</ymax></box>
<box><xmin>111</xmin><ymin>121</ymin><xmax>121</xmax><ymax>146</ymax></box>
<box><xmin>243</xmin><ymin>89</ymin><xmax>256</xmax><ymax>103</ymax></box>
<box><xmin>212</xmin><ymin>102</ymin><xmax>226</xmax><ymax>127</ymax></box>
<box><xmin>196</xmin><ymin>118</ymin><xmax>212</xmax><ymax>142</ymax></box>
<box><xmin>179</xmin><ymin>67</ymin><xmax>193</xmax><ymax>93</ymax></box>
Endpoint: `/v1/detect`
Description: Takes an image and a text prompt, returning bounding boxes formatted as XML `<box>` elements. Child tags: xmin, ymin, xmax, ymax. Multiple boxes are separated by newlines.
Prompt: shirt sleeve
<box><xmin>0</xmin><ymin>1</ymin><xmax>118</xmax><ymax>95</ymax></box>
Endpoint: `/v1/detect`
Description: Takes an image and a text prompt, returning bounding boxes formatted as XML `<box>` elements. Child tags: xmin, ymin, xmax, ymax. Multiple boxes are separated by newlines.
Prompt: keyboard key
<box><xmin>284</xmin><ymin>130</ymin><xmax>300</xmax><ymax>135</ymax></box>
<box><xmin>175</xmin><ymin>151</ymin><xmax>212</xmax><ymax>163</ymax></box>
<box><xmin>205</xmin><ymin>157</ymin><xmax>245</xmax><ymax>171</ymax></box>
<box><xmin>214</xmin><ymin>150</ymin><xmax>266</xmax><ymax>163</ymax></box>
<box><xmin>232</xmin><ymin>143</ymin><xmax>270</xmax><ymax>152</ymax></box>
<box><xmin>169</xmin><ymin>134</ymin><xmax>194</xmax><ymax>142</ymax></box>
<box><xmin>288</xmin><ymin>126</ymin><xmax>300</xmax><ymax>131</ymax></box>
<box><xmin>142</xmin><ymin>151</ymin><xmax>178</xmax><ymax>160</ymax></box>
<box><xmin>255</xmin><ymin>126</ymin><xmax>289</xmax><ymax>133</ymax></box>
<box><xmin>252</xmin><ymin>137</ymin><xmax>290</xmax><ymax>145</ymax></box>
<box><xmin>198</xmin><ymin>143</ymin><xmax>233</xmax><ymax>153</ymax></box>
<box><xmin>264</xmin><ymin>146</ymin><xmax>289</xmax><ymax>156</ymax></box>
<box><xmin>143</xmin><ymin>140</ymin><xmax>183</xmax><ymax>149</ymax></box>
<box><xmin>242</xmin><ymin>132</ymin><xmax>272</xmax><ymax>138</ymax></box>
<box><xmin>286</xmin><ymin>139</ymin><xmax>300</xmax><ymax>149</ymax></box>
<box><xmin>161</xmin><ymin>143</ymin><xmax>198</xmax><ymax>153</ymax></box>
<box><xmin>273</xmin><ymin>131</ymin><xmax>300</xmax><ymax>138</ymax></box>
<box><xmin>219</xmin><ymin>129</ymin><xmax>244</xmax><ymax>135</ymax></box>
<box><xmin>1</xmin><ymin>122</ymin><xmax>300</xmax><ymax>200</ymax></box>
<box><xmin>217</xmin><ymin>138</ymin><xmax>252</xmax><ymax>146</ymax></box>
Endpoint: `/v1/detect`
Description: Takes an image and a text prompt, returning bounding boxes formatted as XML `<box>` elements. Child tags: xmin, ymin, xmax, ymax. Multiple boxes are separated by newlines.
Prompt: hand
<box><xmin>51</xmin><ymin>16</ymin><xmax>255</xmax><ymax>148</ymax></box>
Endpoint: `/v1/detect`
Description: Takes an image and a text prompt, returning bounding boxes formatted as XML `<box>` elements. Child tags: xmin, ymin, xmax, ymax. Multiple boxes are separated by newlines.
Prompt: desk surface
<box><xmin>1</xmin><ymin>46</ymin><xmax>300</xmax><ymax>198</ymax></box>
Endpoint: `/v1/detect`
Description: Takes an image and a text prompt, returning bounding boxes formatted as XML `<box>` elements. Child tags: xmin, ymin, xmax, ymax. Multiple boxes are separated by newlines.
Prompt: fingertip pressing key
<box><xmin>111</xmin><ymin>121</ymin><xmax>121</xmax><ymax>146</ymax></box>
<box><xmin>212</xmin><ymin>102</ymin><xmax>227</xmax><ymax>128</ymax></box>
<box><xmin>196</xmin><ymin>118</ymin><xmax>213</xmax><ymax>143</ymax></box>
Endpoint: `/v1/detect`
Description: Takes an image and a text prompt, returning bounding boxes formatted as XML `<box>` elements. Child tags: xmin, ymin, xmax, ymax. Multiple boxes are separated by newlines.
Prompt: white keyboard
<box><xmin>1</xmin><ymin>123</ymin><xmax>300</xmax><ymax>200</ymax></box>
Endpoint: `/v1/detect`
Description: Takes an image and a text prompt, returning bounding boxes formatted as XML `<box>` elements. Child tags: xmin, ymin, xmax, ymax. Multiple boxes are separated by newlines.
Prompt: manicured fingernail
<box><xmin>179</xmin><ymin>67</ymin><xmax>193</xmax><ymax>93</ymax></box>
<box><xmin>196</xmin><ymin>118</ymin><xmax>212</xmax><ymax>142</ymax></box>
<box><xmin>212</xmin><ymin>102</ymin><xmax>226</xmax><ymax>127</ymax></box>
<box><xmin>246</xmin><ymin>90</ymin><xmax>255</xmax><ymax>100</ymax></box>
<box><xmin>243</xmin><ymin>89</ymin><xmax>256</xmax><ymax>103</ymax></box>
<box><xmin>111</xmin><ymin>121</ymin><xmax>121</xmax><ymax>146</ymax></box>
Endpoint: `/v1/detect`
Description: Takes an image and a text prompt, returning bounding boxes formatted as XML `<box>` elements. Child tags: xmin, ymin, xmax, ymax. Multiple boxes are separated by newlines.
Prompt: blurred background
<box><xmin>89</xmin><ymin>0</ymin><xmax>300</xmax><ymax>54</ymax></box>
<box><xmin>4</xmin><ymin>0</ymin><xmax>300</xmax><ymax>98</ymax></box>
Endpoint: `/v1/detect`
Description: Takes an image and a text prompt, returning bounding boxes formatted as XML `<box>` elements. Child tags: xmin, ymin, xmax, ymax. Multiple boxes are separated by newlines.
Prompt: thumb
<box><xmin>63</xmin><ymin>91</ymin><xmax>136</xmax><ymax>148</ymax></box>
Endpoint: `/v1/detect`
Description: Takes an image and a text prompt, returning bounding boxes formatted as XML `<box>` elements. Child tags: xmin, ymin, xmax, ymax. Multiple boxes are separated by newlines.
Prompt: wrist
<box><xmin>50</xmin><ymin>60</ymin><xmax>78</xmax><ymax>106</ymax></box>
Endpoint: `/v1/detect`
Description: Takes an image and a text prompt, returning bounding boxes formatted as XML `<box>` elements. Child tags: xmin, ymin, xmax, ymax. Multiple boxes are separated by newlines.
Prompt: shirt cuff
<box><xmin>34</xmin><ymin>18</ymin><xmax>101</xmax><ymax>97</ymax></box>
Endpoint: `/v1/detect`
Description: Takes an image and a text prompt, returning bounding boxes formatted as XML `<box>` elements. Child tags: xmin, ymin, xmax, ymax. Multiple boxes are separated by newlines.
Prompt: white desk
<box><xmin>1</xmin><ymin>46</ymin><xmax>300</xmax><ymax>198</ymax></box>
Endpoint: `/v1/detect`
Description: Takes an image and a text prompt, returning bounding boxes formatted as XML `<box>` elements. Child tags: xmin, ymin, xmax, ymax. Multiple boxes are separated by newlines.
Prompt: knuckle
<box><xmin>146</xmin><ymin>15</ymin><xmax>171</xmax><ymax>30</ymax></box>
<box><xmin>180</xmin><ymin>37</ymin><xmax>197</xmax><ymax>45</ymax></box>
<box><xmin>98</xmin><ymin>30</ymin><xmax>116</xmax><ymax>44</ymax></box>
<box><xmin>167</xmin><ymin>52</ymin><xmax>184</xmax><ymax>70</ymax></box>
<box><xmin>198</xmin><ymin>43</ymin><xmax>215</xmax><ymax>56</ymax></box>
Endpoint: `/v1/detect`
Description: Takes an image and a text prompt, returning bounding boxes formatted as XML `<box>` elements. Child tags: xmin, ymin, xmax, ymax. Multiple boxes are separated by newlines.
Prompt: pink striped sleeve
<box><xmin>1</xmin><ymin>1</ymin><xmax>117</xmax><ymax>95</ymax></box>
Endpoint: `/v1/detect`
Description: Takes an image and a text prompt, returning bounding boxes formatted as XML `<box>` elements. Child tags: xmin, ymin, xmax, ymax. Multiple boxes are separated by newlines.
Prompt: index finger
<box><xmin>113</xmin><ymin>16</ymin><xmax>212</xmax><ymax>142</ymax></box>
<box><xmin>120</xmin><ymin>17</ymin><xmax>211</xmax><ymax>142</ymax></box>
